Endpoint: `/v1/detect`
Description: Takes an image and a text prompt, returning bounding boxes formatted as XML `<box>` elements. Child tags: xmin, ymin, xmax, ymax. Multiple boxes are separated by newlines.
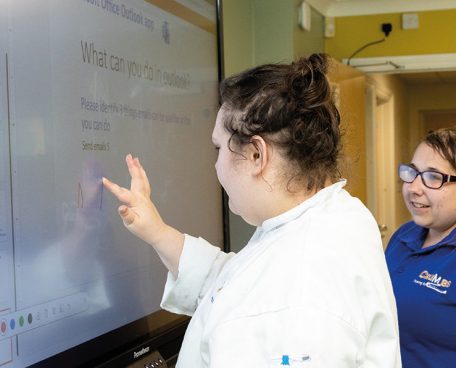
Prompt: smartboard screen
<box><xmin>0</xmin><ymin>1</ymin><xmax>223</xmax><ymax>366</ymax></box>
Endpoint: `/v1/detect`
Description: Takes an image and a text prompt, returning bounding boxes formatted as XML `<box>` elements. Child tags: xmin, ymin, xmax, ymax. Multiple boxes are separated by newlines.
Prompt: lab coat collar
<box><xmin>259</xmin><ymin>179</ymin><xmax>347</xmax><ymax>233</ymax></box>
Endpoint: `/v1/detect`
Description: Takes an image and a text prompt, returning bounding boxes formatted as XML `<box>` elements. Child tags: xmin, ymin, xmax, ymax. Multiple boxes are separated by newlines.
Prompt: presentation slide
<box><xmin>0</xmin><ymin>1</ymin><xmax>223</xmax><ymax>366</ymax></box>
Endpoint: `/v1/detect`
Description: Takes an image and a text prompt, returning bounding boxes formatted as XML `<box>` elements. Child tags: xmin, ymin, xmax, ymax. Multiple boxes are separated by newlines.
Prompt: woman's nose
<box><xmin>407</xmin><ymin>174</ymin><xmax>425</xmax><ymax>194</ymax></box>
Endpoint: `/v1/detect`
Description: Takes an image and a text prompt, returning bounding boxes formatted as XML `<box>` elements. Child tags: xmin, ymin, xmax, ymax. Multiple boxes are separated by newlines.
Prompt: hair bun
<box><xmin>290</xmin><ymin>54</ymin><xmax>328</xmax><ymax>78</ymax></box>
<box><xmin>288</xmin><ymin>54</ymin><xmax>331</xmax><ymax>109</ymax></box>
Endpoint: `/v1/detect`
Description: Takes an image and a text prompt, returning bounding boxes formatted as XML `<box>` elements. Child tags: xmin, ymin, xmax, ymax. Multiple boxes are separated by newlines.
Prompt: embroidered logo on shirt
<box><xmin>413</xmin><ymin>270</ymin><xmax>452</xmax><ymax>294</ymax></box>
<box><xmin>270</xmin><ymin>354</ymin><xmax>311</xmax><ymax>367</ymax></box>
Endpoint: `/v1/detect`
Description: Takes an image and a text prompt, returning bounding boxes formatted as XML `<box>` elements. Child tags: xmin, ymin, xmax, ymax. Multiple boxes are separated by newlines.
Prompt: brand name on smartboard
<box><xmin>133</xmin><ymin>346</ymin><xmax>150</xmax><ymax>359</ymax></box>
<box><xmin>82</xmin><ymin>0</ymin><xmax>155</xmax><ymax>32</ymax></box>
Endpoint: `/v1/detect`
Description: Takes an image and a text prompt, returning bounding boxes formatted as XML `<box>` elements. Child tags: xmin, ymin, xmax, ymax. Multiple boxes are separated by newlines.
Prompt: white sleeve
<box><xmin>160</xmin><ymin>234</ymin><xmax>234</xmax><ymax>316</ymax></box>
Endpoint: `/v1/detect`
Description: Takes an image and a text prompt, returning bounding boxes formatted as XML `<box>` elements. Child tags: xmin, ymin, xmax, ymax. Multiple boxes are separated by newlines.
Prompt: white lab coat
<box><xmin>161</xmin><ymin>181</ymin><xmax>401</xmax><ymax>367</ymax></box>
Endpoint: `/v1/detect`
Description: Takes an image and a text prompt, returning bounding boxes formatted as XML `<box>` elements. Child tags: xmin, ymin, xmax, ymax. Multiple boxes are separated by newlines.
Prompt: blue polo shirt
<box><xmin>386</xmin><ymin>221</ymin><xmax>456</xmax><ymax>368</ymax></box>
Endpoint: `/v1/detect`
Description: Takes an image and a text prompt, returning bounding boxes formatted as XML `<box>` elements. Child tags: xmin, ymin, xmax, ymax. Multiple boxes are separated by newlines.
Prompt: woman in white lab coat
<box><xmin>103</xmin><ymin>54</ymin><xmax>401</xmax><ymax>367</ymax></box>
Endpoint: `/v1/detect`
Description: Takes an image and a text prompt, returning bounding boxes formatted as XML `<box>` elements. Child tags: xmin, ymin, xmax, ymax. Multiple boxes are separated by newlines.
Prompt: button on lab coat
<box><xmin>161</xmin><ymin>181</ymin><xmax>401</xmax><ymax>367</ymax></box>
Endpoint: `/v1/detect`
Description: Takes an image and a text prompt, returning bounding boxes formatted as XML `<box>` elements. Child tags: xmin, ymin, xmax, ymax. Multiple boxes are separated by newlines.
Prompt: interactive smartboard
<box><xmin>0</xmin><ymin>1</ymin><xmax>222</xmax><ymax>366</ymax></box>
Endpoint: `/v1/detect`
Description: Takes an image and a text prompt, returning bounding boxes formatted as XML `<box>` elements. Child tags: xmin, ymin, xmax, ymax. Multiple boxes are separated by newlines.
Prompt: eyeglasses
<box><xmin>398</xmin><ymin>164</ymin><xmax>456</xmax><ymax>189</ymax></box>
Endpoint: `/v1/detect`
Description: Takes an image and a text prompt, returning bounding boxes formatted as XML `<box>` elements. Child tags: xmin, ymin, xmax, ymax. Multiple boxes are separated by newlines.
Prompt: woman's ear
<box><xmin>249</xmin><ymin>135</ymin><xmax>269</xmax><ymax>176</ymax></box>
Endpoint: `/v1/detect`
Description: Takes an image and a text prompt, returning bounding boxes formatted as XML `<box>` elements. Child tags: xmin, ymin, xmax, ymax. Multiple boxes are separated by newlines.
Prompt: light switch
<box><xmin>402</xmin><ymin>13</ymin><xmax>419</xmax><ymax>29</ymax></box>
<box><xmin>325</xmin><ymin>17</ymin><xmax>335</xmax><ymax>38</ymax></box>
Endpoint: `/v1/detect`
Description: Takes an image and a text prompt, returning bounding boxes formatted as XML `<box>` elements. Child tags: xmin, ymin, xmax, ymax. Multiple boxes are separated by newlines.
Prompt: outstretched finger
<box><xmin>126</xmin><ymin>154</ymin><xmax>151</xmax><ymax>196</ymax></box>
<box><xmin>134</xmin><ymin>157</ymin><xmax>151</xmax><ymax>197</ymax></box>
<box><xmin>102</xmin><ymin>177</ymin><xmax>135</xmax><ymax>206</ymax></box>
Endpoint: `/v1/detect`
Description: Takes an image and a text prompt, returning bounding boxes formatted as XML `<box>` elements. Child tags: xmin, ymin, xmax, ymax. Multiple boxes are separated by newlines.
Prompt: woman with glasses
<box><xmin>386</xmin><ymin>127</ymin><xmax>456</xmax><ymax>368</ymax></box>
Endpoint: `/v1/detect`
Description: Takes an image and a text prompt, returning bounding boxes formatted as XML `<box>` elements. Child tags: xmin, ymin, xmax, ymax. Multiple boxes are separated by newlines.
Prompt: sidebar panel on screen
<box><xmin>0</xmin><ymin>3</ymin><xmax>16</xmax><ymax>365</ymax></box>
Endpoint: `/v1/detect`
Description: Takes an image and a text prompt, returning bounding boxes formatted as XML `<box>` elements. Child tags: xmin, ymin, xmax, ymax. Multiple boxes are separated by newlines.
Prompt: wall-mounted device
<box><xmin>402</xmin><ymin>13</ymin><xmax>419</xmax><ymax>29</ymax></box>
<box><xmin>325</xmin><ymin>16</ymin><xmax>335</xmax><ymax>38</ymax></box>
<box><xmin>299</xmin><ymin>1</ymin><xmax>312</xmax><ymax>31</ymax></box>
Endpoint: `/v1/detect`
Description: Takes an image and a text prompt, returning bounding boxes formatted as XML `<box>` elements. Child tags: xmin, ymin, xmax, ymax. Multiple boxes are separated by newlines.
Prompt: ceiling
<box><xmin>307</xmin><ymin>0</ymin><xmax>456</xmax><ymax>17</ymax></box>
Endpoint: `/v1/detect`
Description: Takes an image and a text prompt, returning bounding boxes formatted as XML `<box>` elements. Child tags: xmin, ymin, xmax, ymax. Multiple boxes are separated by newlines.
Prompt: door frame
<box><xmin>366</xmin><ymin>83</ymin><xmax>396</xmax><ymax>246</ymax></box>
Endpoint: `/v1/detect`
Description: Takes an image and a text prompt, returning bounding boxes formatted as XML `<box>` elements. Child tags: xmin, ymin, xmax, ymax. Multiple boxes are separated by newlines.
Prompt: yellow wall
<box><xmin>409</xmin><ymin>82</ymin><xmax>456</xmax><ymax>144</ymax></box>
<box><xmin>326</xmin><ymin>9</ymin><xmax>456</xmax><ymax>61</ymax></box>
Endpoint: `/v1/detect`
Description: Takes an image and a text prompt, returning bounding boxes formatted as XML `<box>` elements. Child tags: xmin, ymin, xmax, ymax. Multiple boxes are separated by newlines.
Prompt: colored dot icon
<box><xmin>0</xmin><ymin>314</ymin><xmax>35</xmax><ymax>336</ymax></box>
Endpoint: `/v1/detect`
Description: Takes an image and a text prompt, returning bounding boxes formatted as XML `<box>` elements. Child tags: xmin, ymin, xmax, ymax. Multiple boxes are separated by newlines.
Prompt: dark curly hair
<box><xmin>219</xmin><ymin>54</ymin><xmax>341</xmax><ymax>191</ymax></box>
<box><xmin>423</xmin><ymin>127</ymin><xmax>456</xmax><ymax>171</ymax></box>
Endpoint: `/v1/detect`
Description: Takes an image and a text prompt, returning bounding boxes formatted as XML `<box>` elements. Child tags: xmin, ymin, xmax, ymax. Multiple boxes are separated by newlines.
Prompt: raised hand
<box><xmin>103</xmin><ymin>154</ymin><xmax>184</xmax><ymax>276</ymax></box>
